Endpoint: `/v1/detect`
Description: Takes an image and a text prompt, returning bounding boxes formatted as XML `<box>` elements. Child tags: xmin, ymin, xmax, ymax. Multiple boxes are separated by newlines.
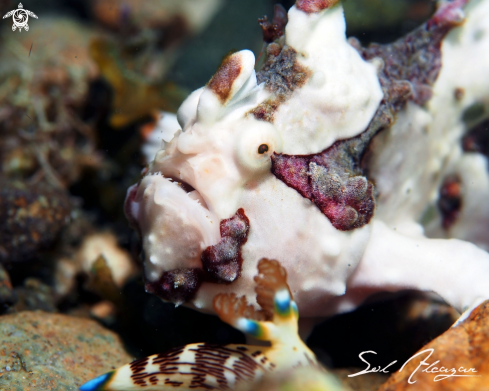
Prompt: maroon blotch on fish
<box><xmin>201</xmin><ymin>208</ymin><xmax>250</xmax><ymax>283</ymax></box>
<box><xmin>145</xmin><ymin>268</ymin><xmax>204</xmax><ymax>305</ymax></box>
<box><xmin>272</xmin><ymin>0</ymin><xmax>470</xmax><ymax>231</ymax></box>
<box><xmin>352</xmin><ymin>0</ymin><xmax>469</xmax><ymax>108</ymax></box>
<box><xmin>295</xmin><ymin>0</ymin><xmax>339</xmax><ymax>14</ymax></box>
<box><xmin>272</xmin><ymin>149</ymin><xmax>375</xmax><ymax>231</ymax></box>
<box><xmin>438</xmin><ymin>175</ymin><xmax>462</xmax><ymax>229</ymax></box>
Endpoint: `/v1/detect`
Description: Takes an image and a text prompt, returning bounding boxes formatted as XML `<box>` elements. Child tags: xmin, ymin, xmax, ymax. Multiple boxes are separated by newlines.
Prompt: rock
<box><xmin>11</xmin><ymin>278</ymin><xmax>57</xmax><ymax>313</ymax></box>
<box><xmin>0</xmin><ymin>264</ymin><xmax>16</xmax><ymax>311</ymax></box>
<box><xmin>0</xmin><ymin>180</ymin><xmax>71</xmax><ymax>263</ymax></box>
<box><xmin>0</xmin><ymin>18</ymin><xmax>101</xmax><ymax>186</ymax></box>
<box><xmin>54</xmin><ymin>231</ymin><xmax>138</xmax><ymax>304</ymax></box>
<box><xmin>78</xmin><ymin>232</ymin><xmax>137</xmax><ymax>289</ymax></box>
<box><xmin>379</xmin><ymin>300</ymin><xmax>489</xmax><ymax>390</ymax></box>
<box><xmin>0</xmin><ymin>311</ymin><xmax>132</xmax><ymax>390</ymax></box>
<box><xmin>332</xmin><ymin>368</ymin><xmax>388</xmax><ymax>391</ymax></box>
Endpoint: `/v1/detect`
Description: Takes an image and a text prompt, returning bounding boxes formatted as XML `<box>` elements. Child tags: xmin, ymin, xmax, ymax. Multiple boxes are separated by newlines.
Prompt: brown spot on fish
<box><xmin>250</xmin><ymin>45</ymin><xmax>310</xmax><ymax>123</ymax></box>
<box><xmin>438</xmin><ymin>175</ymin><xmax>462</xmax><ymax>229</ymax></box>
<box><xmin>208</xmin><ymin>54</ymin><xmax>243</xmax><ymax>103</ymax></box>
<box><xmin>251</xmin><ymin>98</ymin><xmax>280</xmax><ymax>122</ymax></box>
<box><xmin>454</xmin><ymin>87</ymin><xmax>465</xmax><ymax>101</ymax></box>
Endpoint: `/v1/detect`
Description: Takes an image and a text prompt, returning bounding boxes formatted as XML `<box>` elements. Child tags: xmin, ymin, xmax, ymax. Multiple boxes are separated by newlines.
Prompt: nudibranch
<box><xmin>125</xmin><ymin>0</ymin><xmax>489</xmax><ymax>321</ymax></box>
<box><xmin>79</xmin><ymin>259</ymin><xmax>343</xmax><ymax>391</ymax></box>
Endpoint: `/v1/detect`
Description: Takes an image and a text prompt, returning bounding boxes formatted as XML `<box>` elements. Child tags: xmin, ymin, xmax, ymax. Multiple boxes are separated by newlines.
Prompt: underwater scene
<box><xmin>1</xmin><ymin>0</ymin><xmax>489</xmax><ymax>390</ymax></box>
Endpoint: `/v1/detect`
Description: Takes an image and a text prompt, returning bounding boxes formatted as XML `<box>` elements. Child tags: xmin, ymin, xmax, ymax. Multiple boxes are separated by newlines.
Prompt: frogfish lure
<box><xmin>79</xmin><ymin>259</ymin><xmax>341</xmax><ymax>390</ymax></box>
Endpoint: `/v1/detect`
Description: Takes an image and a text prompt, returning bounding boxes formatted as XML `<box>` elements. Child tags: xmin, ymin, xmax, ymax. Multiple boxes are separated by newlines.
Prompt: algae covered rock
<box><xmin>0</xmin><ymin>180</ymin><xmax>71</xmax><ymax>263</ymax></box>
<box><xmin>0</xmin><ymin>311</ymin><xmax>132</xmax><ymax>390</ymax></box>
<box><xmin>10</xmin><ymin>278</ymin><xmax>57</xmax><ymax>313</ymax></box>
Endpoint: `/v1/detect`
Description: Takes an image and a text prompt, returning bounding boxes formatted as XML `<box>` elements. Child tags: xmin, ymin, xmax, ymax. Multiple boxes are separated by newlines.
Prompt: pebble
<box><xmin>0</xmin><ymin>311</ymin><xmax>133</xmax><ymax>390</ymax></box>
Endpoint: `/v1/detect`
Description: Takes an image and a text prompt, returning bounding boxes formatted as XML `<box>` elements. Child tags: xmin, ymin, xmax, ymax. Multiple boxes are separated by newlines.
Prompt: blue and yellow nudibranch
<box><xmin>79</xmin><ymin>259</ymin><xmax>344</xmax><ymax>390</ymax></box>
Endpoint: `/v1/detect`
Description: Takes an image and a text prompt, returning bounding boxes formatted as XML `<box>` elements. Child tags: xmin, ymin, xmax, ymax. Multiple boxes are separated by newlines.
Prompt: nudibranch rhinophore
<box><xmin>125</xmin><ymin>0</ymin><xmax>489</xmax><ymax>319</ymax></box>
<box><xmin>79</xmin><ymin>259</ymin><xmax>344</xmax><ymax>391</ymax></box>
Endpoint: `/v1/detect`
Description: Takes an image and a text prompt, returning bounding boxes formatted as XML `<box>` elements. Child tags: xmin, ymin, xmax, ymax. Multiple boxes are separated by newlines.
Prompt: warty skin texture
<box><xmin>126</xmin><ymin>0</ymin><xmax>489</xmax><ymax>319</ymax></box>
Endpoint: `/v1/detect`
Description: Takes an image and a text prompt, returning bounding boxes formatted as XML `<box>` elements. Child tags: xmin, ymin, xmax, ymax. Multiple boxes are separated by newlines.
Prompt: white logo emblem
<box><xmin>2</xmin><ymin>3</ymin><xmax>38</xmax><ymax>32</ymax></box>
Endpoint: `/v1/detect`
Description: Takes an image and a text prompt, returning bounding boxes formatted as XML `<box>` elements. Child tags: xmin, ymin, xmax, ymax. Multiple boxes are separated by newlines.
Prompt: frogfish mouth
<box><xmin>125</xmin><ymin>174</ymin><xmax>250</xmax><ymax>305</ymax></box>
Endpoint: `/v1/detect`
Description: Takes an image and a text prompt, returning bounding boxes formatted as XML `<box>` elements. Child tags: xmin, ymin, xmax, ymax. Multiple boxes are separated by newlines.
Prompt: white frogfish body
<box><xmin>126</xmin><ymin>0</ymin><xmax>489</xmax><ymax>319</ymax></box>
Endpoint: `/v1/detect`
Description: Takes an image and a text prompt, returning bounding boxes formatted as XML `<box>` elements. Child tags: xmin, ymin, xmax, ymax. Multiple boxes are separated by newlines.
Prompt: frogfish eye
<box><xmin>258</xmin><ymin>144</ymin><xmax>269</xmax><ymax>154</ymax></box>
